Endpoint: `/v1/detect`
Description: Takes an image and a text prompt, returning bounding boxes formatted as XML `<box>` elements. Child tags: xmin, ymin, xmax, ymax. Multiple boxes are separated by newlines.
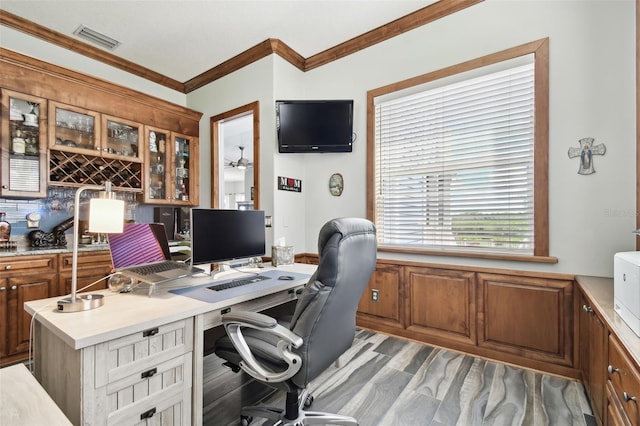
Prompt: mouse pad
<box><xmin>169</xmin><ymin>270</ymin><xmax>311</xmax><ymax>303</ymax></box>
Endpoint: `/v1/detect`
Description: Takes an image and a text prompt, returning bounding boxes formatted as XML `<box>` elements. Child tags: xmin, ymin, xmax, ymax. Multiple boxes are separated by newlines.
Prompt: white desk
<box><xmin>24</xmin><ymin>263</ymin><xmax>315</xmax><ymax>426</ymax></box>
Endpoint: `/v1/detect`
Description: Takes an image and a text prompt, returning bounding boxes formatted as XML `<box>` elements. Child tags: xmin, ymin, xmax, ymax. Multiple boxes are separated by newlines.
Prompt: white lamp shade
<box><xmin>88</xmin><ymin>198</ymin><xmax>125</xmax><ymax>233</ymax></box>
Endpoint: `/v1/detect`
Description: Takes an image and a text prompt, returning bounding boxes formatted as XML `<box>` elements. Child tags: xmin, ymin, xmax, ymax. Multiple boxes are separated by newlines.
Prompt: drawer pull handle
<box><xmin>582</xmin><ymin>304</ymin><xmax>593</xmax><ymax>313</ymax></box>
<box><xmin>624</xmin><ymin>392</ymin><xmax>637</xmax><ymax>402</ymax></box>
<box><xmin>608</xmin><ymin>365</ymin><xmax>620</xmax><ymax>374</ymax></box>
<box><xmin>143</xmin><ymin>327</ymin><xmax>159</xmax><ymax>337</ymax></box>
<box><xmin>221</xmin><ymin>307</ymin><xmax>231</xmax><ymax>315</ymax></box>
<box><xmin>141</xmin><ymin>368</ymin><xmax>157</xmax><ymax>379</ymax></box>
<box><xmin>140</xmin><ymin>407</ymin><xmax>156</xmax><ymax>420</ymax></box>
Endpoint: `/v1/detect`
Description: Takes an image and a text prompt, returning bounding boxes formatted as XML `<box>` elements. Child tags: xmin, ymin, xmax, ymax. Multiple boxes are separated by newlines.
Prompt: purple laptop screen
<box><xmin>108</xmin><ymin>223</ymin><xmax>169</xmax><ymax>269</ymax></box>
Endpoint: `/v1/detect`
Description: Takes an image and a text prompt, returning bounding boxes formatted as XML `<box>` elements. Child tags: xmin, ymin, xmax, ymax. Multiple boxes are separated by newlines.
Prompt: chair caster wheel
<box><xmin>240</xmin><ymin>415</ymin><xmax>253</xmax><ymax>426</ymax></box>
<box><xmin>304</xmin><ymin>394</ymin><xmax>314</xmax><ymax>408</ymax></box>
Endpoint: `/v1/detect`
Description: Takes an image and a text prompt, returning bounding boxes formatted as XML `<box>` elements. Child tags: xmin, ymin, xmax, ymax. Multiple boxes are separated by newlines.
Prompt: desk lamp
<box><xmin>57</xmin><ymin>181</ymin><xmax>124</xmax><ymax>313</ymax></box>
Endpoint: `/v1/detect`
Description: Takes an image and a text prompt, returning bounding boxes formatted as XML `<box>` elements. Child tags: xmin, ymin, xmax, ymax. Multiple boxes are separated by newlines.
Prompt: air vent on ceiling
<box><xmin>73</xmin><ymin>25</ymin><xmax>120</xmax><ymax>50</ymax></box>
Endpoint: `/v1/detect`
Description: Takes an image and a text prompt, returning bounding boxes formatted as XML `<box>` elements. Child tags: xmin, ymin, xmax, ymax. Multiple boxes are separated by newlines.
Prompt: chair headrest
<box><xmin>317</xmin><ymin>217</ymin><xmax>376</xmax><ymax>254</ymax></box>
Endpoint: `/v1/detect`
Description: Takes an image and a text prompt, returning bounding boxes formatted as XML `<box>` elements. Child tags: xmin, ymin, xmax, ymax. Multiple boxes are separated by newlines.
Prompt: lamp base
<box><xmin>57</xmin><ymin>294</ymin><xmax>105</xmax><ymax>313</ymax></box>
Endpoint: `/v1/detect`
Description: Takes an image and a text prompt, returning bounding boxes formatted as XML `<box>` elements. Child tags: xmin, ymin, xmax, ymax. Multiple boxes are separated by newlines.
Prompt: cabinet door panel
<box><xmin>477</xmin><ymin>273</ymin><xmax>573</xmax><ymax>366</ymax></box>
<box><xmin>0</xmin><ymin>89</ymin><xmax>48</xmax><ymax>198</ymax></box>
<box><xmin>9</xmin><ymin>275</ymin><xmax>56</xmax><ymax>354</ymax></box>
<box><xmin>357</xmin><ymin>266</ymin><xmax>401</xmax><ymax>325</ymax></box>
<box><xmin>405</xmin><ymin>267</ymin><xmax>476</xmax><ymax>345</ymax></box>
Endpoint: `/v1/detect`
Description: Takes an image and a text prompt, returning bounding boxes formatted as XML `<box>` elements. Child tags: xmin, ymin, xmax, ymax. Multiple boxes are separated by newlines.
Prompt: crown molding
<box><xmin>1</xmin><ymin>0</ymin><xmax>482</xmax><ymax>94</ymax></box>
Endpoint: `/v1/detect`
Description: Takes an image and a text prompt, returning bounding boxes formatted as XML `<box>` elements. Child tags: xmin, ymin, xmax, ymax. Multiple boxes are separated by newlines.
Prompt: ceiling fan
<box><xmin>226</xmin><ymin>146</ymin><xmax>252</xmax><ymax>170</ymax></box>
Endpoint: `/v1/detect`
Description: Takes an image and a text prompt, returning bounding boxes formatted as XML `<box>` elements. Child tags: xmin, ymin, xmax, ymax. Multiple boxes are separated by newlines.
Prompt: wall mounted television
<box><xmin>276</xmin><ymin>100</ymin><xmax>354</xmax><ymax>153</ymax></box>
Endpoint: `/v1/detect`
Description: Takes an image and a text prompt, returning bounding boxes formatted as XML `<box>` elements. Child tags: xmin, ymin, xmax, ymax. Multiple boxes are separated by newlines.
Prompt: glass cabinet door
<box><xmin>145</xmin><ymin>126</ymin><xmax>169</xmax><ymax>202</ymax></box>
<box><xmin>49</xmin><ymin>101</ymin><xmax>100</xmax><ymax>153</ymax></box>
<box><xmin>173</xmin><ymin>134</ymin><xmax>192</xmax><ymax>203</ymax></box>
<box><xmin>102</xmin><ymin>115</ymin><xmax>143</xmax><ymax>162</ymax></box>
<box><xmin>0</xmin><ymin>90</ymin><xmax>48</xmax><ymax>197</ymax></box>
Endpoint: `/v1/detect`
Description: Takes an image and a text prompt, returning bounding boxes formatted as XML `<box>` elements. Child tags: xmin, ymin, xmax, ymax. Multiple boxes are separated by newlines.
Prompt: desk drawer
<box><xmin>201</xmin><ymin>286</ymin><xmax>302</xmax><ymax>329</ymax></box>
<box><xmin>105</xmin><ymin>362</ymin><xmax>192</xmax><ymax>426</ymax></box>
<box><xmin>95</xmin><ymin>318</ymin><xmax>193</xmax><ymax>388</ymax></box>
<box><xmin>103</xmin><ymin>352</ymin><xmax>192</xmax><ymax>426</ymax></box>
<box><xmin>608</xmin><ymin>334</ymin><xmax>640</xmax><ymax>426</ymax></box>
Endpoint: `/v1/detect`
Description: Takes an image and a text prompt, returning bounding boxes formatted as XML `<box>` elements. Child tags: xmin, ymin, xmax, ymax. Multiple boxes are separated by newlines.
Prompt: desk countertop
<box><xmin>24</xmin><ymin>263</ymin><xmax>315</xmax><ymax>350</ymax></box>
<box><xmin>0</xmin><ymin>363</ymin><xmax>72</xmax><ymax>425</ymax></box>
<box><xmin>577</xmin><ymin>275</ymin><xmax>640</xmax><ymax>368</ymax></box>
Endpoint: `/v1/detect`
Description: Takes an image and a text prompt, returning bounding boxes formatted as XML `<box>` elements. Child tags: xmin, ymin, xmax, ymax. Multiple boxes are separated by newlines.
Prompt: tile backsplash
<box><xmin>0</xmin><ymin>188</ymin><xmax>145</xmax><ymax>248</ymax></box>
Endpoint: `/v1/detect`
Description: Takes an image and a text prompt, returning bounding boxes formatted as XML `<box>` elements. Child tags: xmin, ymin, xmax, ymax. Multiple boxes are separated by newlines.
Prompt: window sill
<box><xmin>378</xmin><ymin>246</ymin><xmax>558</xmax><ymax>264</ymax></box>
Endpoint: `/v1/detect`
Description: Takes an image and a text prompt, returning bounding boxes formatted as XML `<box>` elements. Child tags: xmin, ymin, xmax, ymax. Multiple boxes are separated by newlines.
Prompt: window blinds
<box><xmin>374</xmin><ymin>61</ymin><xmax>535</xmax><ymax>254</ymax></box>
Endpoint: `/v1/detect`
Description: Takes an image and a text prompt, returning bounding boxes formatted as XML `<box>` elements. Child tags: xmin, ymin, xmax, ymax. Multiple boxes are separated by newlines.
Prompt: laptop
<box><xmin>108</xmin><ymin>223</ymin><xmax>203</xmax><ymax>285</ymax></box>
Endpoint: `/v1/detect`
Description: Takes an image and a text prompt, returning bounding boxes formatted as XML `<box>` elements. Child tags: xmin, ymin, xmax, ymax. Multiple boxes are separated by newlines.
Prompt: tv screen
<box><xmin>276</xmin><ymin>100</ymin><xmax>354</xmax><ymax>153</ymax></box>
<box><xmin>190</xmin><ymin>209</ymin><xmax>266</xmax><ymax>265</ymax></box>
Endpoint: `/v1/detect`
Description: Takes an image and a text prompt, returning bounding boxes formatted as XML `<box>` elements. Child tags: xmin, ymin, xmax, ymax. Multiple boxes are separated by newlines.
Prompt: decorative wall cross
<box><xmin>568</xmin><ymin>137</ymin><xmax>606</xmax><ymax>175</ymax></box>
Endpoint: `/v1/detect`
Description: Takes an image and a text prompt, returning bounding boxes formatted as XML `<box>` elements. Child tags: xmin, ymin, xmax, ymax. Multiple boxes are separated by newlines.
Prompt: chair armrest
<box><xmin>222</xmin><ymin>311</ymin><xmax>303</xmax><ymax>382</ymax></box>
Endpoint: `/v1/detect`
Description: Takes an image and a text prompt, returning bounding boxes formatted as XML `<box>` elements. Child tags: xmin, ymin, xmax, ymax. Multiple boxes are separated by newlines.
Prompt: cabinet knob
<box><xmin>582</xmin><ymin>304</ymin><xmax>593</xmax><ymax>313</ymax></box>
<box><xmin>608</xmin><ymin>365</ymin><xmax>620</xmax><ymax>374</ymax></box>
<box><xmin>623</xmin><ymin>392</ymin><xmax>637</xmax><ymax>402</ymax></box>
<box><xmin>10</xmin><ymin>285</ymin><xmax>16</xmax><ymax>290</ymax></box>
<box><xmin>4</xmin><ymin>265</ymin><xmax>11</xmax><ymax>270</ymax></box>
<box><xmin>0</xmin><ymin>287</ymin><xmax>5</xmax><ymax>291</ymax></box>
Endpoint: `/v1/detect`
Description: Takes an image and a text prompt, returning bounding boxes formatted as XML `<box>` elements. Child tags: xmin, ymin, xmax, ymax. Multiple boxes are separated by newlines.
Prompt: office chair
<box><xmin>215</xmin><ymin>217</ymin><xmax>377</xmax><ymax>425</ymax></box>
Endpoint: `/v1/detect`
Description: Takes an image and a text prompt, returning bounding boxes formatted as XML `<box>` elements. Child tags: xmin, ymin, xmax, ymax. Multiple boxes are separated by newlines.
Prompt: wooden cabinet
<box><xmin>34</xmin><ymin>317</ymin><xmax>193</xmax><ymax>425</ymax></box>
<box><xmin>608</xmin><ymin>334</ymin><xmax>640</xmax><ymax>426</ymax></box>
<box><xmin>58</xmin><ymin>250</ymin><xmax>113</xmax><ymax>295</ymax></box>
<box><xmin>1</xmin><ymin>49</ymin><xmax>202</xmax><ymax>202</ymax></box>
<box><xmin>477</xmin><ymin>273</ymin><xmax>574</xmax><ymax>366</ymax></box>
<box><xmin>356</xmin><ymin>262</ymin><xmax>577</xmax><ymax>378</ymax></box>
<box><xmin>357</xmin><ymin>265</ymin><xmax>403</xmax><ymax>329</ymax></box>
<box><xmin>0</xmin><ymin>89</ymin><xmax>48</xmax><ymax>198</ymax></box>
<box><xmin>406</xmin><ymin>267</ymin><xmax>476</xmax><ymax>345</ymax></box>
<box><xmin>144</xmin><ymin>126</ymin><xmax>198</xmax><ymax>205</ymax></box>
<box><xmin>48</xmin><ymin>101</ymin><xmax>143</xmax><ymax>192</ymax></box>
<box><xmin>0</xmin><ymin>250</ymin><xmax>112</xmax><ymax>367</ymax></box>
<box><xmin>0</xmin><ymin>254</ymin><xmax>57</xmax><ymax>365</ymax></box>
<box><xmin>579</xmin><ymin>289</ymin><xmax>606</xmax><ymax>425</ymax></box>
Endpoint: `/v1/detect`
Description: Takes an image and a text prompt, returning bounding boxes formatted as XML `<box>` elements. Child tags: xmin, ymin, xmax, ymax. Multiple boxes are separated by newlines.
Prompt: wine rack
<box><xmin>49</xmin><ymin>149</ymin><xmax>142</xmax><ymax>191</ymax></box>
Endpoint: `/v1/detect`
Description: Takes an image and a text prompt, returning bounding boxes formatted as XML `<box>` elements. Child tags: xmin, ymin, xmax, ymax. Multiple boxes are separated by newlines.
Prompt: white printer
<box><xmin>614</xmin><ymin>251</ymin><xmax>640</xmax><ymax>337</ymax></box>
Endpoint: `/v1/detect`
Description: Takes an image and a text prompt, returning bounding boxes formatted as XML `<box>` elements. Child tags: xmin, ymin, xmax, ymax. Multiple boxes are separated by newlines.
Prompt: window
<box><xmin>367</xmin><ymin>39</ymin><xmax>551</xmax><ymax>261</ymax></box>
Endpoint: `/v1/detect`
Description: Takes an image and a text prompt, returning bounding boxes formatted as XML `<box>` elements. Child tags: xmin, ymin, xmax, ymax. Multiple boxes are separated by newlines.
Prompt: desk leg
<box><xmin>192</xmin><ymin>314</ymin><xmax>204</xmax><ymax>426</ymax></box>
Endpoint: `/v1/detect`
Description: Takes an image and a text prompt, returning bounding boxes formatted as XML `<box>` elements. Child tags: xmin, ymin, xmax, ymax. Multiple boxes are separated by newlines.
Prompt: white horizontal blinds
<box><xmin>375</xmin><ymin>60</ymin><xmax>535</xmax><ymax>254</ymax></box>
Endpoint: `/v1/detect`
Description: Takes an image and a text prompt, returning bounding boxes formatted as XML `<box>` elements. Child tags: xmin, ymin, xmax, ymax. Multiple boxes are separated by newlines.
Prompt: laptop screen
<box><xmin>108</xmin><ymin>223</ymin><xmax>171</xmax><ymax>269</ymax></box>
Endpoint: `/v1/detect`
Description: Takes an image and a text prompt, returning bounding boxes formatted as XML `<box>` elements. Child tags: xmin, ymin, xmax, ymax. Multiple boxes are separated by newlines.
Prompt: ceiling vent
<box><xmin>73</xmin><ymin>25</ymin><xmax>120</xmax><ymax>50</ymax></box>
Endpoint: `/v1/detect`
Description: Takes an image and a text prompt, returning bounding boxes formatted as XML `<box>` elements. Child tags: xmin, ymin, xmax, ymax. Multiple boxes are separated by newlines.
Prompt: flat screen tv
<box><xmin>190</xmin><ymin>209</ymin><xmax>266</xmax><ymax>265</ymax></box>
<box><xmin>276</xmin><ymin>100</ymin><xmax>354</xmax><ymax>153</ymax></box>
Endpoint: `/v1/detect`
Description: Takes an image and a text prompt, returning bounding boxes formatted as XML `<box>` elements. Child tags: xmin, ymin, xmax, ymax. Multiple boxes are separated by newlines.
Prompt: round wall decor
<box><xmin>329</xmin><ymin>173</ymin><xmax>344</xmax><ymax>196</ymax></box>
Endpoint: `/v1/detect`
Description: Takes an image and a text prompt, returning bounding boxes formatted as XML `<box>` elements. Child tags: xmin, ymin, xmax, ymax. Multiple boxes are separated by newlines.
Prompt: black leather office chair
<box><xmin>214</xmin><ymin>218</ymin><xmax>377</xmax><ymax>425</ymax></box>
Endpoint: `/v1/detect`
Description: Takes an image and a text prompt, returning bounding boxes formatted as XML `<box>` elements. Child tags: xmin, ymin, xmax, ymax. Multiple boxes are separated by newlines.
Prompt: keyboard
<box><xmin>207</xmin><ymin>275</ymin><xmax>269</xmax><ymax>291</ymax></box>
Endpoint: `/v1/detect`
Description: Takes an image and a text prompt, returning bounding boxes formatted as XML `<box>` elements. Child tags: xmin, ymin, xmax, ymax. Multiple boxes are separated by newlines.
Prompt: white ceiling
<box><xmin>1</xmin><ymin>0</ymin><xmax>435</xmax><ymax>82</ymax></box>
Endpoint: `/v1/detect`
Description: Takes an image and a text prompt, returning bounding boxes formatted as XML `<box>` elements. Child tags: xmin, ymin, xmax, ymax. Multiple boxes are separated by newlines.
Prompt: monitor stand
<box><xmin>210</xmin><ymin>263</ymin><xmax>235</xmax><ymax>279</ymax></box>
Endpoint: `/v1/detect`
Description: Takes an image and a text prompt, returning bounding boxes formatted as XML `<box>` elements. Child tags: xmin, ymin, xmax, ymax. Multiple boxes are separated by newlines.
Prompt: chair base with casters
<box><xmin>240</xmin><ymin>389</ymin><xmax>357</xmax><ymax>426</ymax></box>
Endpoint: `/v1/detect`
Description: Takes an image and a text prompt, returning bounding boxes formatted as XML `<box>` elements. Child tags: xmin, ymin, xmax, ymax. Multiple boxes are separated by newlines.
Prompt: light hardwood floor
<box><xmin>203</xmin><ymin>329</ymin><xmax>595</xmax><ymax>426</ymax></box>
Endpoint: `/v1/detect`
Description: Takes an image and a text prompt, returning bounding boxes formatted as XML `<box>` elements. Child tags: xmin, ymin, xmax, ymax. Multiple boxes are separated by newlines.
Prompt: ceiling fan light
<box><xmin>237</xmin><ymin>157</ymin><xmax>249</xmax><ymax>170</ymax></box>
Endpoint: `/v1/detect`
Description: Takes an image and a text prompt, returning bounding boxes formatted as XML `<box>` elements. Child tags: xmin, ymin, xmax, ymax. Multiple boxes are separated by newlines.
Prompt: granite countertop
<box><xmin>0</xmin><ymin>243</ymin><xmax>109</xmax><ymax>257</ymax></box>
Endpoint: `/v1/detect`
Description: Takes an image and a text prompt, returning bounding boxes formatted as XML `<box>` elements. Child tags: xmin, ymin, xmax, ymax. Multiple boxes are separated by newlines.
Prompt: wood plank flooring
<box><xmin>203</xmin><ymin>329</ymin><xmax>596</xmax><ymax>426</ymax></box>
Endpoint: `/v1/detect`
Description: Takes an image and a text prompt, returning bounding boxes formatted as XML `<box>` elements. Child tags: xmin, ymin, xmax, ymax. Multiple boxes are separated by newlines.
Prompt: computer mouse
<box><xmin>278</xmin><ymin>275</ymin><xmax>295</xmax><ymax>280</ymax></box>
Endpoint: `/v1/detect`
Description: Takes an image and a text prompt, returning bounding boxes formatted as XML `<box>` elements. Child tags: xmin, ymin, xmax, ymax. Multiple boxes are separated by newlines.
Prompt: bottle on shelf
<box><xmin>0</xmin><ymin>213</ymin><xmax>11</xmax><ymax>242</ymax></box>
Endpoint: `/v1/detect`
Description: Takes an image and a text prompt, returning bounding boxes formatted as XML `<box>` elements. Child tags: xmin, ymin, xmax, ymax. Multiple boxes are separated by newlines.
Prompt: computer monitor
<box><xmin>190</xmin><ymin>209</ymin><xmax>266</xmax><ymax>269</ymax></box>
